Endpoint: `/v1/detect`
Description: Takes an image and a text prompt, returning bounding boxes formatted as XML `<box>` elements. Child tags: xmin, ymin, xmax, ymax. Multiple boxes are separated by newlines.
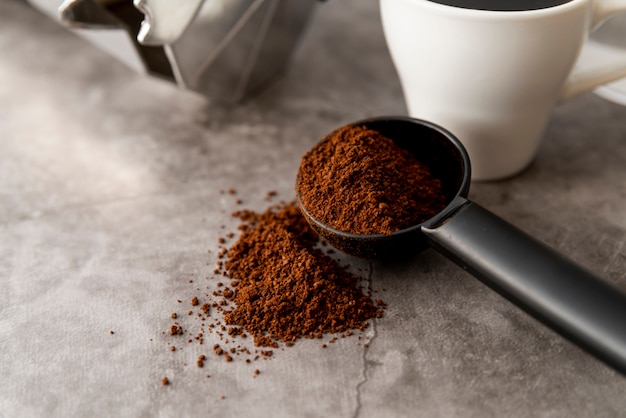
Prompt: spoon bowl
<box><xmin>297</xmin><ymin>116</ymin><xmax>470</xmax><ymax>260</ymax></box>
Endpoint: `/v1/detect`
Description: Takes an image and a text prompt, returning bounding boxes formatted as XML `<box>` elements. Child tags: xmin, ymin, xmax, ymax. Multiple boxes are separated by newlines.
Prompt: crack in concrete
<box><xmin>352</xmin><ymin>260</ymin><xmax>378</xmax><ymax>418</ymax></box>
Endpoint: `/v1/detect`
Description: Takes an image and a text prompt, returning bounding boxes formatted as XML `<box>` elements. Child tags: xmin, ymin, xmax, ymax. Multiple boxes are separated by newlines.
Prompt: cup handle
<box><xmin>560</xmin><ymin>0</ymin><xmax>626</xmax><ymax>100</ymax></box>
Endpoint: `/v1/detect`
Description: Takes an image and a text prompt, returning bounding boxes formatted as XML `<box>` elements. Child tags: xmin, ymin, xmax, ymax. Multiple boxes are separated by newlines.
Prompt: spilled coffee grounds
<box><xmin>297</xmin><ymin>124</ymin><xmax>447</xmax><ymax>235</ymax></box>
<box><xmin>221</xmin><ymin>202</ymin><xmax>383</xmax><ymax>346</ymax></box>
<box><xmin>162</xmin><ymin>191</ymin><xmax>385</xmax><ymax>382</ymax></box>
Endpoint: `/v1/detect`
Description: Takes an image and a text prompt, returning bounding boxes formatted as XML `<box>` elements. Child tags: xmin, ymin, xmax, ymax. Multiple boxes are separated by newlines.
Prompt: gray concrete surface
<box><xmin>1</xmin><ymin>1</ymin><xmax>625</xmax><ymax>417</ymax></box>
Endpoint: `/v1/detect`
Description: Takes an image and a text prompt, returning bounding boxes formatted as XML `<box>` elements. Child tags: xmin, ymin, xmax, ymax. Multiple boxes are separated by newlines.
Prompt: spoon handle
<box><xmin>423</xmin><ymin>200</ymin><xmax>626</xmax><ymax>375</ymax></box>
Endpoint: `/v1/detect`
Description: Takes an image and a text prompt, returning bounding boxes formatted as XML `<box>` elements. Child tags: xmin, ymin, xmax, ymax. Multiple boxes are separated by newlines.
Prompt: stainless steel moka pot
<box><xmin>27</xmin><ymin>0</ymin><xmax>317</xmax><ymax>102</ymax></box>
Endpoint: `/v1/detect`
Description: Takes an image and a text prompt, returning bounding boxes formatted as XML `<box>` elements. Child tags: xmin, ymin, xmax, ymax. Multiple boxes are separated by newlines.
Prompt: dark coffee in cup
<box><xmin>428</xmin><ymin>0</ymin><xmax>572</xmax><ymax>11</ymax></box>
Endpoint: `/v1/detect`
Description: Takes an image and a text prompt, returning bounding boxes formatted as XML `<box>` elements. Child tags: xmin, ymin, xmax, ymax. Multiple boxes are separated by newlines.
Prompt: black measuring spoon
<box><xmin>296</xmin><ymin>116</ymin><xmax>626</xmax><ymax>375</ymax></box>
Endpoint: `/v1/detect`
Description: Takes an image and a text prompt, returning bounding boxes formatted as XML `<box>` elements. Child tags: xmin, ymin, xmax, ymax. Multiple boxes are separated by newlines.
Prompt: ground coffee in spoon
<box><xmin>297</xmin><ymin>125</ymin><xmax>447</xmax><ymax>235</ymax></box>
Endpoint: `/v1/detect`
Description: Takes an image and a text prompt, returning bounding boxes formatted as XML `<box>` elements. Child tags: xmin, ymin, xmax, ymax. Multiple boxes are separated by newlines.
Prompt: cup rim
<box><xmin>387</xmin><ymin>0</ymin><xmax>587</xmax><ymax>19</ymax></box>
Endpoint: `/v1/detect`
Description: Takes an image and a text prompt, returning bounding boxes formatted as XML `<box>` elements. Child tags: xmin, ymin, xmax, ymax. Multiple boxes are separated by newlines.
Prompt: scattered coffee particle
<box><xmin>224</xmin><ymin>353</ymin><xmax>233</xmax><ymax>362</ymax></box>
<box><xmin>109</xmin><ymin>331</ymin><xmax>114</xmax><ymax>335</ymax></box>
<box><xmin>201</xmin><ymin>303</ymin><xmax>210</xmax><ymax>315</ymax></box>
<box><xmin>197</xmin><ymin>355</ymin><xmax>206</xmax><ymax>368</ymax></box>
<box><xmin>191</xmin><ymin>296</ymin><xmax>199</xmax><ymax>306</ymax></box>
<box><xmin>169</xmin><ymin>323</ymin><xmax>183</xmax><ymax>336</ymax></box>
<box><xmin>162</xmin><ymin>377</ymin><xmax>169</xmax><ymax>386</ymax></box>
<box><xmin>265</xmin><ymin>190</ymin><xmax>277</xmax><ymax>201</ymax></box>
<box><xmin>297</xmin><ymin>124</ymin><xmax>447</xmax><ymax>235</ymax></box>
<box><xmin>170</xmin><ymin>346</ymin><xmax>176</xmax><ymax>352</ymax></box>
<box><xmin>171</xmin><ymin>313</ymin><xmax>177</xmax><ymax>319</ymax></box>
<box><xmin>254</xmin><ymin>369</ymin><xmax>260</xmax><ymax>377</ymax></box>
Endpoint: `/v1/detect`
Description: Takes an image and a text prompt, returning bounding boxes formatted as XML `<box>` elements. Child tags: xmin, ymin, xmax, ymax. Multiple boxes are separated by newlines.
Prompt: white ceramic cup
<box><xmin>381</xmin><ymin>0</ymin><xmax>626</xmax><ymax>180</ymax></box>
